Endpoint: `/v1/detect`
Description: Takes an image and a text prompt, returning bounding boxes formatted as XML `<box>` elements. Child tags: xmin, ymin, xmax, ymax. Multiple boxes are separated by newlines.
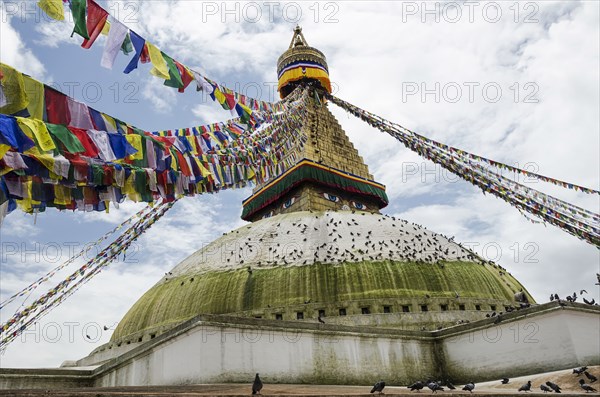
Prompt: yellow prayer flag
<box><xmin>32</xmin><ymin>153</ymin><xmax>56</xmax><ymax>175</ymax></box>
<box><xmin>37</xmin><ymin>0</ymin><xmax>65</xmax><ymax>21</ymax></box>
<box><xmin>53</xmin><ymin>185</ymin><xmax>71</xmax><ymax>206</ymax></box>
<box><xmin>193</xmin><ymin>157</ymin><xmax>211</xmax><ymax>178</ymax></box>
<box><xmin>125</xmin><ymin>134</ymin><xmax>144</xmax><ymax>160</ymax></box>
<box><xmin>213</xmin><ymin>87</ymin><xmax>227</xmax><ymax>105</ymax></box>
<box><xmin>239</xmin><ymin>102</ymin><xmax>252</xmax><ymax>116</ymax></box>
<box><xmin>22</xmin><ymin>76</ymin><xmax>44</xmax><ymax>119</ymax></box>
<box><xmin>122</xmin><ymin>173</ymin><xmax>138</xmax><ymax>199</ymax></box>
<box><xmin>186</xmin><ymin>136</ymin><xmax>198</xmax><ymax>155</ymax></box>
<box><xmin>0</xmin><ymin>144</ymin><xmax>10</xmax><ymax>159</ymax></box>
<box><xmin>16</xmin><ymin>117</ymin><xmax>56</xmax><ymax>152</ymax></box>
<box><xmin>147</xmin><ymin>43</ymin><xmax>170</xmax><ymax>79</ymax></box>
<box><xmin>101</xmin><ymin>114</ymin><xmax>117</xmax><ymax>132</ymax></box>
<box><xmin>0</xmin><ymin>63</ymin><xmax>28</xmax><ymax>114</ymax></box>
<box><xmin>101</xmin><ymin>20</ymin><xmax>111</xmax><ymax>35</ymax></box>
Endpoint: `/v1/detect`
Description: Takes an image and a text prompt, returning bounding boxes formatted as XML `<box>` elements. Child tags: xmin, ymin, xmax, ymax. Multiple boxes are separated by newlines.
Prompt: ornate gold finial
<box><xmin>289</xmin><ymin>25</ymin><xmax>308</xmax><ymax>49</ymax></box>
<box><xmin>278</xmin><ymin>27</ymin><xmax>331</xmax><ymax>98</ymax></box>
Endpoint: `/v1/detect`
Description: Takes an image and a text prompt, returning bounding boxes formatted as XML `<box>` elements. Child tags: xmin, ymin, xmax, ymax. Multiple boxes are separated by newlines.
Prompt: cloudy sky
<box><xmin>0</xmin><ymin>1</ymin><xmax>598</xmax><ymax>368</ymax></box>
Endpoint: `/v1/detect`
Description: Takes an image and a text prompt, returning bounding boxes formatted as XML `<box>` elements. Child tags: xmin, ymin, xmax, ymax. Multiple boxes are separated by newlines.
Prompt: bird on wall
<box><xmin>579</xmin><ymin>379</ymin><xmax>597</xmax><ymax>393</ymax></box>
<box><xmin>539</xmin><ymin>384</ymin><xmax>552</xmax><ymax>393</ymax></box>
<box><xmin>462</xmin><ymin>381</ymin><xmax>475</xmax><ymax>393</ymax></box>
<box><xmin>252</xmin><ymin>373</ymin><xmax>263</xmax><ymax>395</ymax></box>
<box><xmin>584</xmin><ymin>371</ymin><xmax>598</xmax><ymax>383</ymax></box>
<box><xmin>407</xmin><ymin>380</ymin><xmax>424</xmax><ymax>392</ymax></box>
<box><xmin>427</xmin><ymin>381</ymin><xmax>444</xmax><ymax>393</ymax></box>
<box><xmin>370</xmin><ymin>380</ymin><xmax>385</xmax><ymax>394</ymax></box>
<box><xmin>545</xmin><ymin>381</ymin><xmax>561</xmax><ymax>393</ymax></box>
<box><xmin>501</xmin><ymin>378</ymin><xmax>510</xmax><ymax>384</ymax></box>
<box><xmin>518</xmin><ymin>380</ymin><xmax>532</xmax><ymax>392</ymax></box>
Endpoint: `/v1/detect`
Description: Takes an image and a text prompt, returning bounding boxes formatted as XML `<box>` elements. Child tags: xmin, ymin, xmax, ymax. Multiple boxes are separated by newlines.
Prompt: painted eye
<box><xmin>263</xmin><ymin>211</ymin><xmax>274</xmax><ymax>219</ymax></box>
<box><xmin>282</xmin><ymin>197</ymin><xmax>296</xmax><ymax>209</ymax></box>
<box><xmin>351</xmin><ymin>201</ymin><xmax>366</xmax><ymax>210</ymax></box>
<box><xmin>323</xmin><ymin>193</ymin><xmax>340</xmax><ymax>203</ymax></box>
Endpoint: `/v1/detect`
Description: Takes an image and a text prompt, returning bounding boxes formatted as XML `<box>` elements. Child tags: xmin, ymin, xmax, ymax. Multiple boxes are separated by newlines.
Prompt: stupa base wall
<box><xmin>1</xmin><ymin>302</ymin><xmax>598</xmax><ymax>390</ymax></box>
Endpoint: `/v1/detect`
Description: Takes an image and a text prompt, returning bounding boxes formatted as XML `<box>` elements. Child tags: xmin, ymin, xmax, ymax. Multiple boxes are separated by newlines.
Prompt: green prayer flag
<box><xmin>120</xmin><ymin>32</ymin><xmax>134</xmax><ymax>55</ymax></box>
<box><xmin>70</xmin><ymin>0</ymin><xmax>89</xmax><ymax>39</ymax></box>
<box><xmin>46</xmin><ymin>124</ymin><xmax>85</xmax><ymax>154</ymax></box>
<box><xmin>162</xmin><ymin>53</ymin><xmax>184</xmax><ymax>89</ymax></box>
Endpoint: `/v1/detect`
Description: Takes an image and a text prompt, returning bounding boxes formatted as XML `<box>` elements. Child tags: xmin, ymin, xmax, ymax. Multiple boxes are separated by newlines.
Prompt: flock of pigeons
<box><xmin>372</xmin><ymin>368</ymin><xmax>598</xmax><ymax>394</ymax></box>
<box><xmin>549</xmin><ymin>289</ymin><xmax>598</xmax><ymax>306</ymax></box>
<box><xmin>515</xmin><ymin>366</ymin><xmax>597</xmax><ymax>393</ymax></box>
<box><xmin>401</xmin><ymin>367</ymin><xmax>598</xmax><ymax>394</ymax></box>
<box><xmin>178</xmin><ymin>212</ymin><xmax>498</xmax><ymax>276</ymax></box>
<box><xmin>251</xmin><ymin>367</ymin><xmax>598</xmax><ymax>395</ymax></box>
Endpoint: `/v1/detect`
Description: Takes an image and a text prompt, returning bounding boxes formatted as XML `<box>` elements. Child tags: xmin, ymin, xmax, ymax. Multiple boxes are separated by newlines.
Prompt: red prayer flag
<box><xmin>44</xmin><ymin>87</ymin><xmax>71</xmax><ymax>125</ymax></box>
<box><xmin>67</xmin><ymin>127</ymin><xmax>100</xmax><ymax>157</ymax></box>
<box><xmin>81</xmin><ymin>0</ymin><xmax>108</xmax><ymax>49</ymax></box>
<box><xmin>140</xmin><ymin>43</ymin><xmax>150</xmax><ymax>63</ymax></box>
<box><xmin>175</xmin><ymin>61</ymin><xmax>194</xmax><ymax>93</ymax></box>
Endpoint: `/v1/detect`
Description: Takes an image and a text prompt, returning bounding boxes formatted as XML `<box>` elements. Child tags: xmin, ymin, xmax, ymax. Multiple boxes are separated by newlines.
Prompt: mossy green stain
<box><xmin>112</xmin><ymin>260</ymin><xmax>532</xmax><ymax>341</ymax></box>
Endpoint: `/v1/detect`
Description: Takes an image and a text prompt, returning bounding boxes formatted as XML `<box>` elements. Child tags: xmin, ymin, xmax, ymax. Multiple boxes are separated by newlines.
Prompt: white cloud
<box><xmin>33</xmin><ymin>15</ymin><xmax>78</xmax><ymax>49</ymax></box>
<box><xmin>140</xmin><ymin>76</ymin><xmax>177</xmax><ymax>113</ymax></box>
<box><xmin>0</xmin><ymin>3</ymin><xmax>45</xmax><ymax>77</ymax></box>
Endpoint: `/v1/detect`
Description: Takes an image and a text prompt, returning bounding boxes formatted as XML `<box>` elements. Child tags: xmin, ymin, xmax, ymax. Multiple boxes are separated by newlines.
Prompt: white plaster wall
<box><xmin>91</xmin><ymin>306</ymin><xmax>599</xmax><ymax>387</ymax></box>
<box><xmin>442</xmin><ymin>309</ymin><xmax>600</xmax><ymax>381</ymax></box>
<box><xmin>95</xmin><ymin>324</ymin><xmax>432</xmax><ymax>386</ymax></box>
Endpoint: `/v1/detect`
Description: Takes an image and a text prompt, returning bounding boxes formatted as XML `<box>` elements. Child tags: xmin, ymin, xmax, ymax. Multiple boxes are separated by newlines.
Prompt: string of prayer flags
<box><xmin>1</xmin><ymin>84</ymin><xmax>310</xmax><ymax>217</ymax></box>
<box><xmin>327</xmin><ymin>92</ymin><xmax>600</xmax><ymax>247</ymax></box>
<box><xmin>0</xmin><ymin>200</ymin><xmax>176</xmax><ymax>348</ymax></box>
<box><xmin>33</xmin><ymin>0</ymin><xmax>279</xmax><ymax>116</ymax></box>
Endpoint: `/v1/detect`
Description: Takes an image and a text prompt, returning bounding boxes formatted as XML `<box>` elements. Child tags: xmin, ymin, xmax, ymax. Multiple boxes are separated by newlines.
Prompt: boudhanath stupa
<box><xmin>1</xmin><ymin>26</ymin><xmax>598</xmax><ymax>392</ymax></box>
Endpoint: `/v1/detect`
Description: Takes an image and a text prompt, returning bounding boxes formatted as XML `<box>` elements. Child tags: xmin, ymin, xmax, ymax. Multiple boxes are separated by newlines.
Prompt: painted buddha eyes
<box><xmin>351</xmin><ymin>201</ymin><xmax>366</xmax><ymax>210</ymax></box>
<box><xmin>323</xmin><ymin>193</ymin><xmax>340</xmax><ymax>202</ymax></box>
<box><xmin>282</xmin><ymin>197</ymin><xmax>297</xmax><ymax>209</ymax></box>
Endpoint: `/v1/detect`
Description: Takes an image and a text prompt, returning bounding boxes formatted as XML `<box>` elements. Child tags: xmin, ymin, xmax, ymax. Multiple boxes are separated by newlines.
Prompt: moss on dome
<box><xmin>112</xmin><ymin>260</ymin><xmax>531</xmax><ymax>341</ymax></box>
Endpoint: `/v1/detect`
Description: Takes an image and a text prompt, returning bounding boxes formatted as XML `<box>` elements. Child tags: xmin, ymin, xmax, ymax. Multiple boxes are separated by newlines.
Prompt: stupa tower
<box><xmin>242</xmin><ymin>26</ymin><xmax>388</xmax><ymax>221</ymax></box>
<box><xmin>107</xmin><ymin>28</ymin><xmax>532</xmax><ymax>348</ymax></box>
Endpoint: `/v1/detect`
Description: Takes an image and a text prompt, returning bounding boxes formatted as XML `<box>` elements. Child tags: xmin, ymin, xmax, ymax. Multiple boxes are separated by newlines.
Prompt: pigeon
<box><xmin>446</xmin><ymin>381</ymin><xmax>456</xmax><ymax>390</ymax></box>
<box><xmin>554</xmin><ymin>293</ymin><xmax>559</xmax><ymax>300</ymax></box>
<box><xmin>370</xmin><ymin>380</ymin><xmax>385</xmax><ymax>394</ymax></box>
<box><xmin>408</xmin><ymin>380</ymin><xmax>424</xmax><ymax>392</ymax></box>
<box><xmin>550</xmin><ymin>294</ymin><xmax>555</xmax><ymax>301</ymax></box>
<box><xmin>584</xmin><ymin>371</ymin><xmax>598</xmax><ymax>383</ymax></box>
<box><xmin>501</xmin><ymin>378</ymin><xmax>510</xmax><ymax>384</ymax></box>
<box><xmin>540</xmin><ymin>384</ymin><xmax>552</xmax><ymax>393</ymax></box>
<box><xmin>580</xmin><ymin>289</ymin><xmax>588</xmax><ymax>295</ymax></box>
<box><xmin>545</xmin><ymin>381</ymin><xmax>561</xmax><ymax>393</ymax></box>
<box><xmin>583</xmin><ymin>298</ymin><xmax>596</xmax><ymax>305</ymax></box>
<box><xmin>427</xmin><ymin>381</ymin><xmax>444</xmax><ymax>393</ymax></box>
<box><xmin>574</xmin><ymin>366</ymin><xmax>589</xmax><ymax>375</ymax></box>
<box><xmin>252</xmin><ymin>373</ymin><xmax>263</xmax><ymax>395</ymax></box>
<box><xmin>518</xmin><ymin>380</ymin><xmax>532</xmax><ymax>392</ymax></box>
<box><xmin>580</xmin><ymin>379</ymin><xmax>597</xmax><ymax>393</ymax></box>
<box><xmin>462</xmin><ymin>381</ymin><xmax>475</xmax><ymax>393</ymax></box>
<box><xmin>596</xmin><ymin>273</ymin><xmax>600</xmax><ymax>285</ymax></box>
